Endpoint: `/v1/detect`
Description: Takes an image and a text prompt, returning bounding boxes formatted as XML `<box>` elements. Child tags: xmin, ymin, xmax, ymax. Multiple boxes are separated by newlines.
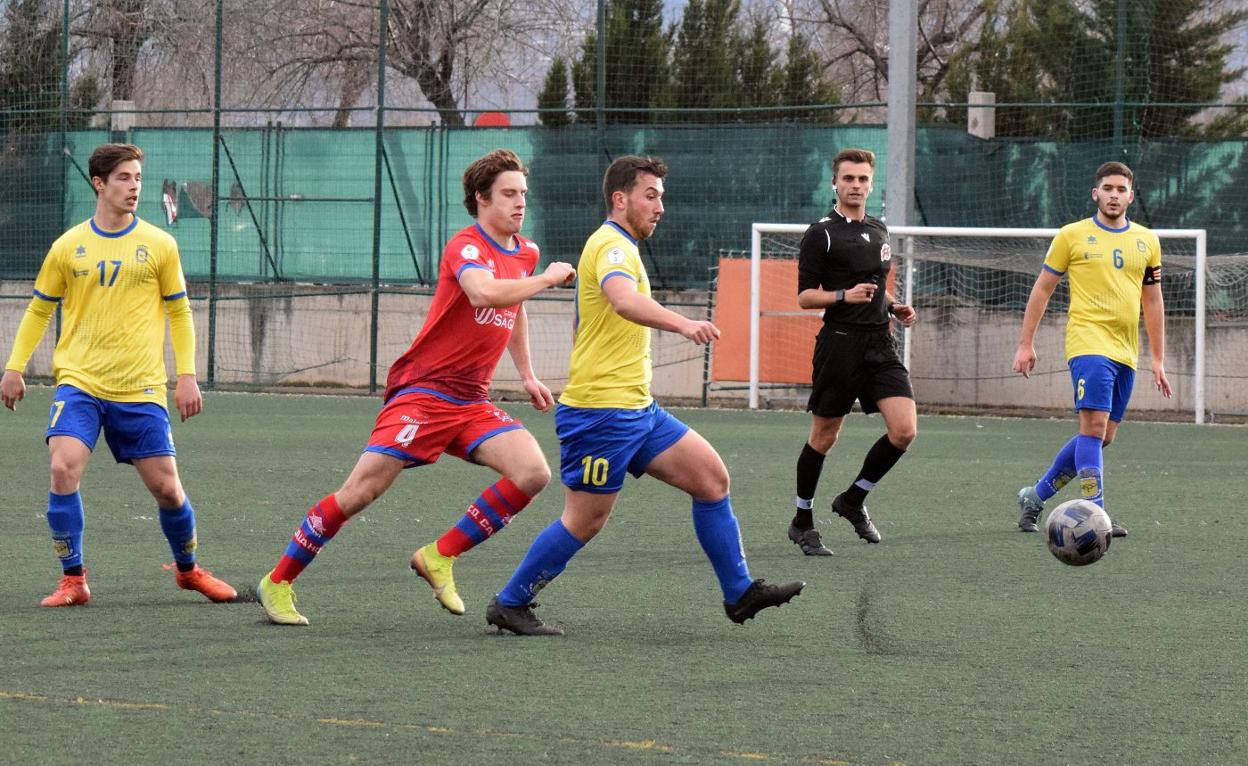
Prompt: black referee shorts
<box><xmin>807</xmin><ymin>325</ymin><xmax>913</xmax><ymax>418</ymax></box>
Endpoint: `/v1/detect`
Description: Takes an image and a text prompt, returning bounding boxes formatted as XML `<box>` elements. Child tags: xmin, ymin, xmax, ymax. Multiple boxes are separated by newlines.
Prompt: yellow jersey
<box><xmin>5</xmin><ymin>217</ymin><xmax>194</xmax><ymax>405</ymax></box>
<box><xmin>1043</xmin><ymin>216</ymin><xmax>1162</xmax><ymax>369</ymax></box>
<box><xmin>559</xmin><ymin>221</ymin><xmax>653</xmax><ymax>409</ymax></box>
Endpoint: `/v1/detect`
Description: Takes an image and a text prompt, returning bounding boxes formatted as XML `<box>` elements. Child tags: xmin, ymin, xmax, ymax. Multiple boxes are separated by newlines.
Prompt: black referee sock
<box><xmin>793</xmin><ymin>443</ymin><xmax>826</xmax><ymax>529</ymax></box>
<box><xmin>844</xmin><ymin>434</ymin><xmax>907</xmax><ymax>507</ymax></box>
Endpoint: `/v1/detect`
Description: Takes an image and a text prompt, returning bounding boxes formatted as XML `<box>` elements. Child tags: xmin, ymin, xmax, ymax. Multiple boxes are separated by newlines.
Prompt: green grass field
<box><xmin>2</xmin><ymin>386</ymin><xmax>1246</xmax><ymax>765</ymax></box>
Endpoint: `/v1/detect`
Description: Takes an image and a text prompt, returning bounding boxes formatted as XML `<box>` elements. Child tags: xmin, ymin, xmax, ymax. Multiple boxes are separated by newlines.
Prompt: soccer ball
<box><xmin>1045</xmin><ymin>498</ymin><xmax>1112</xmax><ymax>566</ymax></box>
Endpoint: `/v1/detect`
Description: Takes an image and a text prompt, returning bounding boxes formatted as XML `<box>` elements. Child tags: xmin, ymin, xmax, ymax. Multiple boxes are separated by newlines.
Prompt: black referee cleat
<box><xmin>787</xmin><ymin>523</ymin><xmax>834</xmax><ymax>556</ymax></box>
<box><xmin>485</xmin><ymin>596</ymin><xmax>565</xmax><ymax>636</ymax></box>
<box><xmin>725</xmin><ymin>579</ymin><xmax>805</xmax><ymax>624</ymax></box>
<box><xmin>832</xmin><ymin>493</ymin><xmax>881</xmax><ymax>543</ymax></box>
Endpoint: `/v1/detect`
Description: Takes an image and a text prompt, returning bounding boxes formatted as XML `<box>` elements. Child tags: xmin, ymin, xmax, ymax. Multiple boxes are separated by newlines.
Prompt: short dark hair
<box><xmin>602</xmin><ymin>155</ymin><xmax>668</xmax><ymax>211</ymax></box>
<box><xmin>832</xmin><ymin>148</ymin><xmax>875</xmax><ymax>177</ymax></box>
<box><xmin>462</xmin><ymin>149</ymin><xmax>528</xmax><ymax>217</ymax></box>
<box><xmin>88</xmin><ymin>143</ymin><xmax>144</xmax><ymax>192</ymax></box>
<box><xmin>1095</xmin><ymin>161</ymin><xmax>1134</xmax><ymax>186</ymax></box>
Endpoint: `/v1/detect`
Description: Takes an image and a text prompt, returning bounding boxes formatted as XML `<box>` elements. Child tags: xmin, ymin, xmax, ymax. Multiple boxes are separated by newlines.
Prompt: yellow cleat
<box><xmin>258</xmin><ymin>571</ymin><xmax>308</xmax><ymax>626</ymax></box>
<box><xmin>411</xmin><ymin>543</ymin><xmax>466</xmax><ymax>615</ymax></box>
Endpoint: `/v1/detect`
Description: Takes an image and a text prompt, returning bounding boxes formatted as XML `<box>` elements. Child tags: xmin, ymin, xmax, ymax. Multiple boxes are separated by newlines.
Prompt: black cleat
<box><xmin>1109</xmin><ymin>518</ymin><xmax>1129</xmax><ymax>538</ymax></box>
<box><xmin>787</xmin><ymin>524</ymin><xmax>833</xmax><ymax>556</ymax></box>
<box><xmin>1017</xmin><ymin>486</ymin><xmax>1044</xmax><ymax>533</ymax></box>
<box><xmin>832</xmin><ymin>493</ymin><xmax>881</xmax><ymax>543</ymax></box>
<box><xmin>724</xmin><ymin>579</ymin><xmax>805</xmax><ymax>624</ymax></box>
<box><xmin>485</xmin><ymin>596</ymin><xmax>564</xmax><ymax>636</ymax></box>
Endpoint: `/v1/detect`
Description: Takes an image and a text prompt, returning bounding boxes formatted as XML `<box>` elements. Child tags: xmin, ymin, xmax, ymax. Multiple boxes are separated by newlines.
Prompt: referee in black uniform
<box><xmin>787</xmin><ymin>148</ymin><xmax>918</xmax><ymax>556</ymax></box>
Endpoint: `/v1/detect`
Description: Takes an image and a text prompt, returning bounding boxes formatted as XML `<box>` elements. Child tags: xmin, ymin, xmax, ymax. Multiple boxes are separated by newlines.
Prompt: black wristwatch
<box><xmin>835</xmin><ymin>289</ymin><xmax>845</xmax><ymax>305</ymax></box>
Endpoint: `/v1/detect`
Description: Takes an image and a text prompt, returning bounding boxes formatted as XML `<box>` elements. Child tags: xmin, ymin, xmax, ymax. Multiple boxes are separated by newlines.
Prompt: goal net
<box><xmin>708</xmin><ymin>224</ymin><xmax>1242</xmax><ymax>424</ymax></box>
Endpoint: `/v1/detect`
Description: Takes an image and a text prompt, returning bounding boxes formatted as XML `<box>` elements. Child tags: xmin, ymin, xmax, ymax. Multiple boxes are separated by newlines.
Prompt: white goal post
<box><xmin>746</xmin><ymin>223</ymin><xmax>1208</xmax><ymax>423</ymax></box>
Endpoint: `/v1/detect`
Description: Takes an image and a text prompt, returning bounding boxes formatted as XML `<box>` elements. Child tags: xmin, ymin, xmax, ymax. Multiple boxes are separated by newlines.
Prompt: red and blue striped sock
<box><xmin>269</xmin><ymin>494</ymin><xmax>348</xmax><ymax>584</ymax></box>
<box><xmin>436</xmin><ymin>477</ymin><xmax>532</xmax><ymax>558</ymax></box>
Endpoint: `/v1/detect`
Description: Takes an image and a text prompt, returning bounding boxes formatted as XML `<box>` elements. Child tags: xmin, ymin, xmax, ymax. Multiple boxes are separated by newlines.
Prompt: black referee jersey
<box><xmin>796</xmin><ymin>208</ymin><xmax>894</xmax><ymax>330</ymax></box>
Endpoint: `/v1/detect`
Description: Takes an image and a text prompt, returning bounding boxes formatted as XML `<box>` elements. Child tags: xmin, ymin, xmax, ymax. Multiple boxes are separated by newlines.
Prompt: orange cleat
<box><xmin>41</xmin><ymin>573</ymin><xmax>91</xmax><ymax>607</ymax></box>
<box><xmin>174</xmin><ymin>564</ymin><xmax>238</xmax><ymax>603</ymax></box>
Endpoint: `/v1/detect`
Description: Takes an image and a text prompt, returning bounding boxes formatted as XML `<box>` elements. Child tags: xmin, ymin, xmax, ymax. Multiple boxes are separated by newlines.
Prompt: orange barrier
<box><xmin>711</xmin><ymin>256</ymin><xmax>899</xmax><ymax>386</ymax></box>
<box><xmin>711</xmin><ymin>258</ymin><xmax>819</xmax><ymax>385</ymax></box>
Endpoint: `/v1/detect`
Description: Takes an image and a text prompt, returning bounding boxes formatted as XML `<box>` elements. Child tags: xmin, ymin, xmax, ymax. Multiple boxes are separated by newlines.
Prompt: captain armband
<box><xmin>1142</xmin><ymin>265</ymin><xmax>1161</xmax><ymax>285</ymax></box>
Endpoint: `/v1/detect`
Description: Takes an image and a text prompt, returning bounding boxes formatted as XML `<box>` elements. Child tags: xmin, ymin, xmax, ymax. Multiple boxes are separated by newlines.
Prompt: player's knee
<box><xmin>809</xmin><ymin>432</ymin><xmax>838</xmax><ymax>453</ymax></box>
<box><xmin>336</xmin><ymin>481</ymin><xmax>380</xmax><ymax>513</ymax></box>
<box><xmin>152</xmin><ymin>485</ymin><xmax>184</xmax><ymax>508</ymax></box>
<box><xmin>48</xmin><ymin>460</ymin><xmax>83</xmax><ymax>492</ymax></box>
<box><xmin>509</xmin><ymin>462</ymin><xmax>551</xmax><ymax>497</ymax></box>
<box><xmin>695</xmin><ymin>464</ymin><xmax>730</xmax><ymax>500</ymax></box>
<box><xmin>890</xmin><ymin>426</ymin><xmax>917</xmax><ymax>450</ymax></box>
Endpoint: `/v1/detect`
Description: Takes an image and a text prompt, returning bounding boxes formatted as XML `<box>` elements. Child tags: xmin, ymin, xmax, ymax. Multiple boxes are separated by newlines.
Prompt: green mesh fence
<box><xmin>9</xmin><ymin>125</ymin><xmax>1242</xmax><ymax>287</ymax></box>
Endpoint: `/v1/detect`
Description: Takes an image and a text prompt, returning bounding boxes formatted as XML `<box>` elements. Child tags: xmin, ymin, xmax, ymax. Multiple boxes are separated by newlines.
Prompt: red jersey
<box><xmin>384</xmin><ymin>223</ymin><xmax>540</xmax><ymax>402</ymax></box>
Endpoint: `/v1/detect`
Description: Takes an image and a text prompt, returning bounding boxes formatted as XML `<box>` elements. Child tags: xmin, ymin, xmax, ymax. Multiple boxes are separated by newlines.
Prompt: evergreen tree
<box><xmin>733</xmin><ymin>18</ymin><xmax>778</xmax><ymax>115</ymax></box>
<box><xmin>570</xmin><ymin>0</ymin><xmax>670</xmax><ymax>125</ymax></box>
<box><xmin>780</xmin><ymin>32</ymin><xmax>839</xmax><ymax>123</ymax></box>
<box><xmin>0</xmin><ymin>0</ymin><xmax>66</xmax><ymax>277</ymax></box>
<box><xmin>669</xmin><ymin>0</ymin><xmax>740</xmax><ymax>122</ymax></box>
<box><xmin>945</xmin><ymin>0</ymin><xmax>1247</xmax><ymax>139</ymax></box>
<box><xmin>537</xmin><ymin>57</ymin><xmax>571</xmax><ymax>127</ymax></box>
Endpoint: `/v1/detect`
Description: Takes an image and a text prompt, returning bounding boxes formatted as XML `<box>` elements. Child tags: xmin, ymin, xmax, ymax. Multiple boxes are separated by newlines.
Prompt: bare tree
<box><xmin>793</xmin><ymin>0</ymin><xmax>986</xmax><ymax>107</ymax></box>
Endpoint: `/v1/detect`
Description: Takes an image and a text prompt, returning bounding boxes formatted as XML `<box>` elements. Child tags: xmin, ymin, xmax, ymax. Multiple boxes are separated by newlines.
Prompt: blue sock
<box><xmin>1035</xmin><ymin>436</ymin><xmax>1079</xmax><ymax>502</ymax></box>
<box><xmin>691</xmin><ymin>496</ymin><xmax>753</xmax><ymax>604</ymax></box>
<box><xmin>1074</xmin><ymin>434</ymin><xmax>1105</xmax><ymax>507</ymax></box>
<box><xmin>159</xmin><ymin>499</ymin><xmax>198</xmax><ymax>566</ymax></box>
<box><xmin>47</xmin><ymin>491</ymin><xmax>85</xmax><ymax>571</ymax></box>
<box><xmin>497</xmin><ymin>520</ymin><xmax>584</xmax><ymax>606</ymax></box>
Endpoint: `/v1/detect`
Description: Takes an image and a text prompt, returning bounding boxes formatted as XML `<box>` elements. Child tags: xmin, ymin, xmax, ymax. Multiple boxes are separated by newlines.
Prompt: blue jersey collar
<box><xmin>473</xmin><ymin>222</ymin><xmax>521</xmax><ymax>255</ymax></box>
<box><xmin>90</xmin><ymin>216</ymin><xmax>139</xmax><ymax>238</ymax></box>
<box><xmin>1092</xmin><ymin>213</ymin><xmax>1130</xmax><ymax>234</ymax></box>
<box><xmin>605</xmin><ymin>219</ymin><xmax>638</xmax><ymax>245</ymax></box>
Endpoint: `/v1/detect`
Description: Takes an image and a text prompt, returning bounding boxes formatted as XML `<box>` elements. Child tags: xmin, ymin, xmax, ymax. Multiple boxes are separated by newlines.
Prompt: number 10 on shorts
<box><xmin>581</xmin><ymin>455</ymin><xmax>609</xmax><ymax>486</ymax></box>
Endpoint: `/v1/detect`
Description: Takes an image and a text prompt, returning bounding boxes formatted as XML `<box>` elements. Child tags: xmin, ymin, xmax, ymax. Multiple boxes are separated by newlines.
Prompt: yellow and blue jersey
<box><xmin>6</xmin><ymin>217</ymin><xmax>194</xmax><ymax>405</ymax></box>
<box><xmin>1043</xmin><ymin>216</ymin><xmax>1162</xmax><ymax>369</ymax></box>
<box><xmin>558</xmin><ymin>221</ymin><xmax>653</xmax><ymax>409</ymax></box>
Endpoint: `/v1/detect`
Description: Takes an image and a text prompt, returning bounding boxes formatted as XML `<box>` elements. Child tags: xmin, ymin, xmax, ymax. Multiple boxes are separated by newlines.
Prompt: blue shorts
<box><xmin>46</xmin><ymin>384</ymin><xmax>176</xmax><ymax>464</ymax></box>
<box><xmin>556</xmin><ymin>402</ymin><xmax>690</xmax><ymax>493</ymax></box>
<box><xmin>1069</xmin><ymin>355</ymin><xmax>1135</xmax><ymax>422</ymax></box>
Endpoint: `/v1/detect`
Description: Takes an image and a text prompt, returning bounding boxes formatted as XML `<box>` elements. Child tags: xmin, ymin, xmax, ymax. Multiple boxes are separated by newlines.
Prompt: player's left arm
<box><xmin>1141</xmin><ymin>281</ymin><xmax>1172</xmax><ymax>399</ymax></box>
<box><xmin>459</xmin><ymin>262</ymin><xmax>576</xmax><ymax>308</ymax></box>
<box><xmin>159</xmin><ymin>242</ymin><xmax>202</xmax><ymax>421</ymax></box>
<box><xmin>602</xmin><ymin>276</ymin><xmax>719</xmax><ymax>344</ymax></box>
<box><xmin>506</xmin><ymin>306</ymin><xmax>555</xmax><ymax>412</ymax></box>
<box><xmin>884</xmin><ymin>289</ymin><xmax>917</xmax><ymax>327</ymax></box>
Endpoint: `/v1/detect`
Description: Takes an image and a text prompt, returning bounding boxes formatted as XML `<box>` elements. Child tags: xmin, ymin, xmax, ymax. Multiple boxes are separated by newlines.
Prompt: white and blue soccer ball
<box><xmin>1045</xmin><ymin>498</ymin><xmax>1112</xmax><ymax>566</ymax></box>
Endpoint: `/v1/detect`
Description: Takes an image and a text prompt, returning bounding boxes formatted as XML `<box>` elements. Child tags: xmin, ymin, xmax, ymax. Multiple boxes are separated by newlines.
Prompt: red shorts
<box><xmin>364</xmin><ymin>389</ymin><xmax>525</xmax><ymax>467</ymax></box>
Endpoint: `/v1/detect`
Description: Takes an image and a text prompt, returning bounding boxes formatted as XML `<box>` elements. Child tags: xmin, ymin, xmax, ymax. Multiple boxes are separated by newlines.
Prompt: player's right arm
<box><xmin>3</xmin><ymin>246</ymin><xmax>66</xmax><ymax>410</ymax></box>
<box><xmin>1013</xmin><ymin>230</ymin><xmax>1072</xmax><ymax>378</ymax></box>
<box><xmin>1012</xmin><ymin>269</ymin><xmax>1062</xmax><ymax>378</ymax></box>
<box><xmin>601</xmin><ymin>275</ymin><xmax>719</xmax><ymax>344</ymax></box>
<box><xmin>458</xmin><ymin>262</ymin><xmax>575</xmax><ymax>308</ymax></box>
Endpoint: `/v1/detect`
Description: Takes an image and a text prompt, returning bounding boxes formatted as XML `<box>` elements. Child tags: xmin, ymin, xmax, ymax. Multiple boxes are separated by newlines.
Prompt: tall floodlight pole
<box><xmin>596</xmin><ymin>0</ymin><xmax>607</xmax><ymax>161</ymax></box>
<box><xmin>886</xmin><ymin>0</ymin><xmax>917</xmax><ymax>229</ymax></box>
<box><xmin>887</xmin><ymin>0</ymin><xmax>918</xmax><ymax>368</ymax></box>
<box><xmin>1112</xmin><ymin>0</ymin><xmax>1127</xmax><ymax>156</ymax></box>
